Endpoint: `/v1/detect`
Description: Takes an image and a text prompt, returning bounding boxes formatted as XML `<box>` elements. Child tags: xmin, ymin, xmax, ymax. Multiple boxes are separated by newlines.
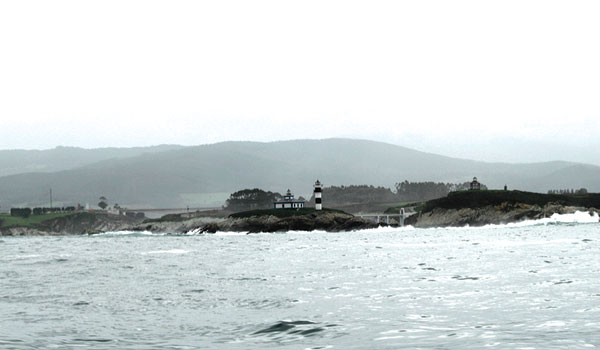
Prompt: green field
<box><xmin>0</xmin><ymin>213</ymin><xmax>71</xmax><ymax>228</ymax></box>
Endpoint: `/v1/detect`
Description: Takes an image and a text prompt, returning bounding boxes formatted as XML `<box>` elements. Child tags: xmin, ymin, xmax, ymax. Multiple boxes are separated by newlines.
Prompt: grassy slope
<box><xmin>421</xmin><ymin>190</ymin><xmax>600</xmax><ymax>213</ymax></box>
<box><xmin>383</xmin><ymin>201</ymin><xmax>424</xmax><ymax>214</ymax></box>
<box><xmin>0</xmin><ymin>213</ymin><xmax>71</xmax><ymax>228</ymax></box>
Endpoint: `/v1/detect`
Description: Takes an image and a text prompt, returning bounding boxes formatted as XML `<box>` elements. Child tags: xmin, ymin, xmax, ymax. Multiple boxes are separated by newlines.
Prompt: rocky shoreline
<box><xmin>0</xmin><ymin>210</ymin><xmax>379</xmax><ymax>236</ymax></box>
<box><xmin>0</xmin><ymin>212</ymin><xmax>143</xmax><ymax>236</ymax></box>
<box><xmin>2</xmin><ymin>198</ymin><xmax>598</xmax><ymax>236</ymax></box>
<box><xmin>405</xmin><ymin>202</ymin><xmax>599</xmax><ymax>228</ymax></box>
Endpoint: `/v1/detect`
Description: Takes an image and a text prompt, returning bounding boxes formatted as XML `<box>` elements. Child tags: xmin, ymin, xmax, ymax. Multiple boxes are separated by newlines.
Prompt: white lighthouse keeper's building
<box><xmin>273</xmin><ymin>189</ymin><xmax>305</xmax><ymax>209</ymax></box>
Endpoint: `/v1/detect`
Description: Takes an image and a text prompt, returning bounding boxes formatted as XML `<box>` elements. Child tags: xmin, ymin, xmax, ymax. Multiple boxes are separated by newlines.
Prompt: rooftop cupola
<box><xmin>284</xmin><ymin>189</ymin><xmax>294</xmax><ymax>201</ymax></box>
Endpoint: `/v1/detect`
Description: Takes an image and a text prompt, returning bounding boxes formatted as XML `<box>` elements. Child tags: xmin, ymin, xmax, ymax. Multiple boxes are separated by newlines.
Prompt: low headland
<box><xmin>404</xmin><ymin>190</ymin><xmax>600</xmax><ymax>228</ymax></box>
<box><xmin>0</xmin><ymin>211</ymin><xmax>144</xmax><ymax>236</ymax></box>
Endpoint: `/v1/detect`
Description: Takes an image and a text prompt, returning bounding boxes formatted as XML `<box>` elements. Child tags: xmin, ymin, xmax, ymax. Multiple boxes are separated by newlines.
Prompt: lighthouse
<box><xmin>314</xmin><ymin>180</ymin><xmax>323</xmax><ymax>211</ymax></box>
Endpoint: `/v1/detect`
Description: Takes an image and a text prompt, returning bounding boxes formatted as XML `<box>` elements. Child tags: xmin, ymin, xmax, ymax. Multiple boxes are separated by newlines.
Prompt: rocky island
<box><xmin>134</xmin><ymin>208</ymin><xmax>379</xmax><ymax>234</ymax></box>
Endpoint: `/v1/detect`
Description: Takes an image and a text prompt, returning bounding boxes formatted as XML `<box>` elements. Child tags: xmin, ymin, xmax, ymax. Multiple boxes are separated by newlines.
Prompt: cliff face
<box><xmin>406</xmin><ymin>202</ymin><xmax>599</xmax><ymax>228</ymax></box>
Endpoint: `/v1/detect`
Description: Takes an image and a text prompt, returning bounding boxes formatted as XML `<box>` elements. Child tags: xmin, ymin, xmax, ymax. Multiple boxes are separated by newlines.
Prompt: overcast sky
<box><xmin>1</xmin><ymin>1</ymin><xmax>599</xmax><ymax>165</ymax></box>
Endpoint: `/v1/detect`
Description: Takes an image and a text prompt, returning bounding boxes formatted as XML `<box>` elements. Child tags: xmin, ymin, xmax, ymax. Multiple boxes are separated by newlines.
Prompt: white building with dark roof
<box><xmin>273</xmin><ymin>189</ymin><xmax>305</xmax><ymax>209</ymax></box>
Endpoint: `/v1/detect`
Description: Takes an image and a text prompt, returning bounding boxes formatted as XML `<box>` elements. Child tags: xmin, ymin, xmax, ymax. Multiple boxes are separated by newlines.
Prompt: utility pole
<box><xmin>50</xmin><ymin>188</ymin><xmax>53</xmax><ymax>209</ymax></box>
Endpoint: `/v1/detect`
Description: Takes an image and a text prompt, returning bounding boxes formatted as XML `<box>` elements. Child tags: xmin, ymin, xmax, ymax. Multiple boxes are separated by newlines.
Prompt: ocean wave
<box><xmin>141</xmin><ymin>249</ymin><xmax>189</xmax><ymax>255</ymax></box>
<box><xmin>95</xmin><ymin>230</ymin><xmax>163</xmax><ymax>236</ymax></box>
<box><xmin>409</xmin><ymin>210</ymin><xmax>599</xmax><ymax>231</ymax></box>
<box><xmin>211</xmin><ymin>211</ymin><xmax>596</xmax><ymax>235</ymax></box>
<box><xmin>478</xmin><ymin>210</ymin><xmax>599</xmax><ymax>229</ymax></box>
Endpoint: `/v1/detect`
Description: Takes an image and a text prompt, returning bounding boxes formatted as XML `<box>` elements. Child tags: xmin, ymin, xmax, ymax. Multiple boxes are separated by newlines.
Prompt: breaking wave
<box><xmin>478</xmin><ymin>210</ymin><xmax>599</xmax><ymax>229</ymax></box>
<box><xmin>95</xmin><ymin>230</ymin><xmax>164</xmax><ymax>236</ymax></box>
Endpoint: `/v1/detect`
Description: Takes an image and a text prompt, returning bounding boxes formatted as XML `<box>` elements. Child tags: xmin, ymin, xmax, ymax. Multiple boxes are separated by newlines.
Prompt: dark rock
<box><xmin>198</xmin><ymin>211</ymin><xmax>378</xmax><ymax>233</ymax></box>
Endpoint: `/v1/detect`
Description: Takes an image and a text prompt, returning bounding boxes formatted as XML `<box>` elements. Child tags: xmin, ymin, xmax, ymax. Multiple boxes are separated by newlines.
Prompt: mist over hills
<box><xmin>0</xmin><ymin>145</ymin><xmax>184</xmax><ymax>177</ymax></box>
<box><xmin>0</xmin><ymin>138</ymin><xmax>598</xmax><ymax>209</ymax></box>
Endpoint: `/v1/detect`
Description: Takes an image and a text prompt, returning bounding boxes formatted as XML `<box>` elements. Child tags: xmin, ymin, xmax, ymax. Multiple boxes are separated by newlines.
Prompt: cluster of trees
<box><xmin>547</xmin><ymin>188</ymin><xmax>588</xmax><ymax>195</ymax></box>
<box><xmin>10</xmin><ymin>206</ymin><xmax>76</xmax><ymax>218</ymax></box>
<box><xmin>395</xmin><ymin>181</ymin><xmax>452</xmax><ymax>201</ymax></box>
<box><xmin>310</xmin><ymin>185</ymin><xmax>397</xmax><ymax>204</ymax></box>
<box><xmin>97</xmin><ymin>196</ymin><xmax>124</xmax><ymax>211</ymax></box>
<box><xmin>225</xmin><ymin>188</ymin><xmax>284</xmax><ymax>211</ymax></box>
<box><xmin>10</xmin><ymin>208</ymin><xmax>32</xmax><ymax>218</ymax></box>
<box><xmin>33</xmin><ymin>207</ymin><xmax>75</xmax><ymax>215</ymax></box>
<box><xmin>394</xmin><ymin>180</ymin><xmax>488</xmax><ymax>201</ymax></box>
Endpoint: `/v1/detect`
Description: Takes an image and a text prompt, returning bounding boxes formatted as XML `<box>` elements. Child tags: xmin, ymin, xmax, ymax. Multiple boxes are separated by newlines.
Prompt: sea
<box><xmin>1</xmin><ymin>212</ymin><xmax>599</xmax><ymax>349</ymax></box>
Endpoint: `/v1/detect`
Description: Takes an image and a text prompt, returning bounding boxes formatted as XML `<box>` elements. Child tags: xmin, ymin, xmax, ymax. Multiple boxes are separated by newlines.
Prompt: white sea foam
<box><xmin>403</xmin><ymin>210</ymin><xmax>599</xmax><ymax>231</ymax></box>
<box><xmin>212</xmin><ymin>225</ymin><xmax>416</xmax><ymax>236</ymax></box>
<box><xmin>537</xmin><ymin>320</ymin><xmax>567</xmax><ymax>328</ymax></box>
<box><xmin>1</xmin><ymin>254</ymin><xmax>42</xmax><ymax>261</ymax></box>
<box><xmin>478</xmin><ymin>210</ymin><xmax>599</xmax><ymax>229</ymax></box>
<box><xmin>96</xmin><ymin>230</ymin><xmax>161</xmax><ymax>236</ymax></box>
<box><xmin>185</xmin><ymin>228</ymin><xmax>203</xmax><ymax>235</ymax></box>
<box><xmin>213</xmin><ymin>231</ymin><xmax>252</xmax><ymax>236</ymax></box>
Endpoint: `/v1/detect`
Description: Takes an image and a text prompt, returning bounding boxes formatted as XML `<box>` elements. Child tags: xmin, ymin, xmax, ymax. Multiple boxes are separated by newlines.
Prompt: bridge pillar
<box><xmin>400</xmin><ymin>208</ymin><xmax>405</xmax><ymax>226</ymax></box>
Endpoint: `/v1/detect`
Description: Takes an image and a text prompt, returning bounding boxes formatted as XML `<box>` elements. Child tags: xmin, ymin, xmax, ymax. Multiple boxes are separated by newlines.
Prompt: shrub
<box><xmin>10</xmin><ymin>208</ymin><xmax>32</xmax><ymax>218</ymax></box>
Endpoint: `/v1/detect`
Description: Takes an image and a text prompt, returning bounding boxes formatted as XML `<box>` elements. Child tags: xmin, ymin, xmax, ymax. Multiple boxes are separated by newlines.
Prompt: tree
<box><xmin>575</xmin><ymin>188</ymin><xmax>588</xmax><ymax>195</ymax></box>
<box><xmin>225</xmin><ymin>188</ymin><xmax>282</xmax><ymax>211</ymax></box>
<box><xmin>393</xmin><ymin>180</ymin><xmax>489</xmax><ymax>202</ymax></box>
<box><xmin>395</xmin><ymin>180</ymin><xmax>453</xmax><ymax>201</ymax></box>
<box><xmin>310</xmin><ymin>185</ymin><xmax>397</xmax><ymax>204</ymax></box>
<box><xmin>10</xmin><ymin>208</ymin><xmax>32</xmax><ymax>218</ymax></box>
<box><xmin>98</xmin><ymin>196</ymin><xmax>108</xmax><ymax>210</ymax></box>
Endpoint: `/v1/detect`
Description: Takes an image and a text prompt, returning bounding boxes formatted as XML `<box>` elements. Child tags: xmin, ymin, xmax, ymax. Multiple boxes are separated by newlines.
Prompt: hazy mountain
<box><xmin>0</xmin><ymin>139</ymin><xmax>598</xmax><ymax>209</ymax></box>
<box><xmin>0</xmin><ymin>145</ymin><xmax>185</xmax><ymax>177</ymax></box>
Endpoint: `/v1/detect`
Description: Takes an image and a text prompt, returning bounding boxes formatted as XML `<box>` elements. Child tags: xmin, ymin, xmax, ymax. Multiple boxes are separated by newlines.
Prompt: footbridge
<box><xmin>357</xmin><ymin>209</ymin><xmax>411</xmax><ymax>226</ymax></box>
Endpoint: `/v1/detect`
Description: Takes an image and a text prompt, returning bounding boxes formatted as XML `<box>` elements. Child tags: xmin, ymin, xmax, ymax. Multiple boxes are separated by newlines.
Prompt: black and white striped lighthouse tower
<box><xmin>313</xmin><ymin>179</ymin><xmax>323</xmax><ymax>211</ymax></box>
